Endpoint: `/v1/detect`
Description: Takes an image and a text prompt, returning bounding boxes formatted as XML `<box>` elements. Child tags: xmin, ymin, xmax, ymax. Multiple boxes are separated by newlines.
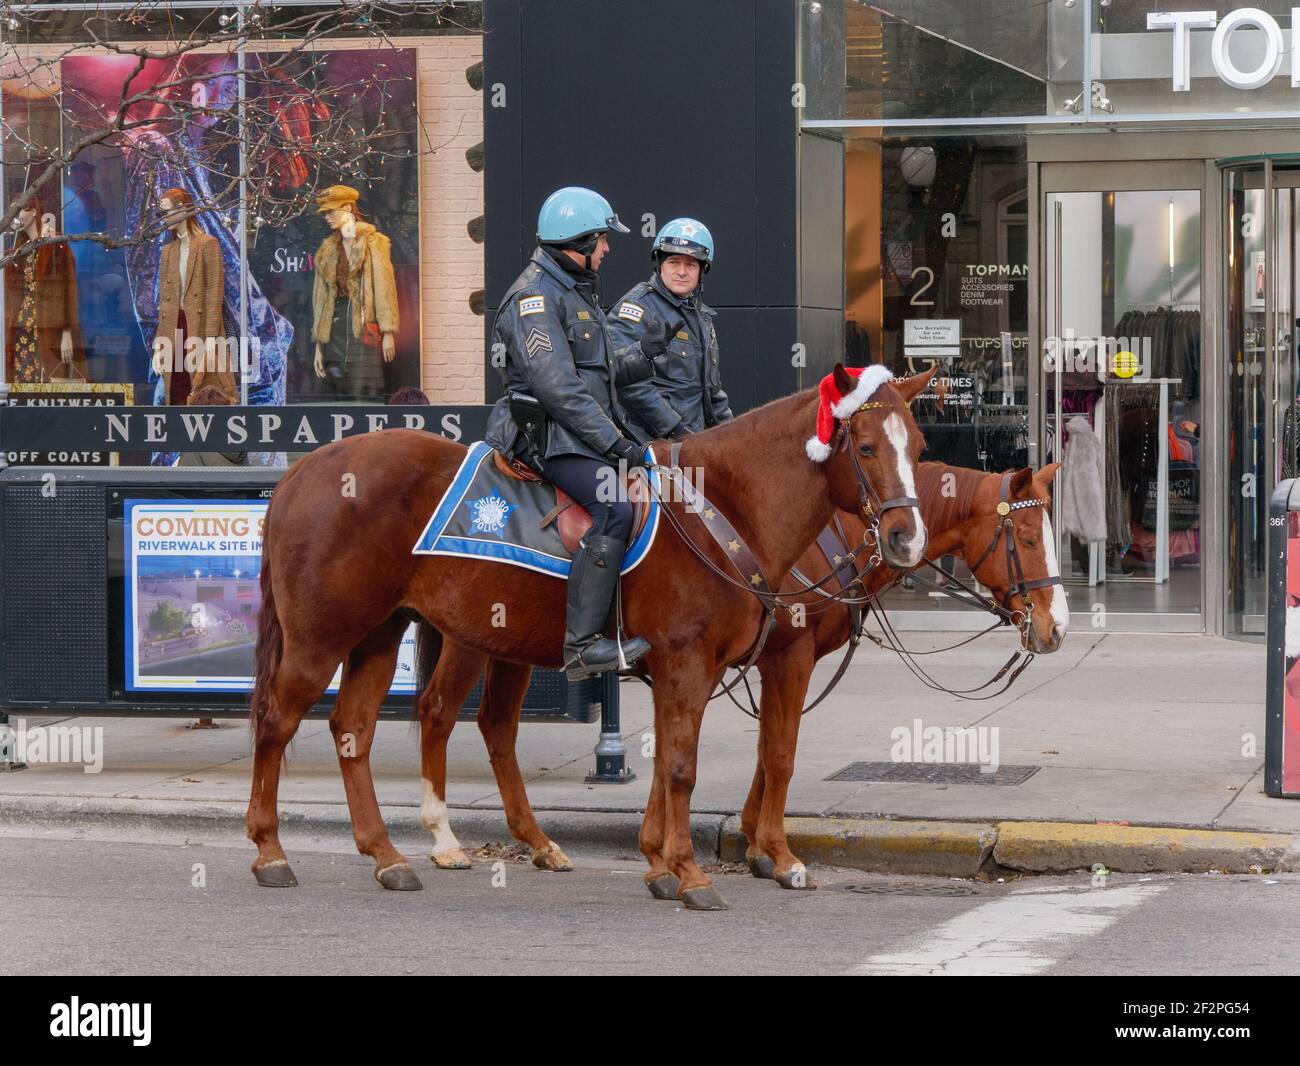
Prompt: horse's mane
<box><xmin>667</xmin><ymin>387</ymin><xmax>814</xmax><ymax>461</ymax></box>
<box><xmin>916</xmin><ymin>462</ymin><xmax>989</xmax><ymax>533</ymax></box>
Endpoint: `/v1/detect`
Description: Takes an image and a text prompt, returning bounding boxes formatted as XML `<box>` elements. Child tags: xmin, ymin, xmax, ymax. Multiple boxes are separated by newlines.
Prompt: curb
<box><xmin>993</xmin><ymin>821</ymin><xmax>1300</xmax><ymax>875</ymax></box>
<box><xmin>720</xmin><ymin>815</ymin><xmax>997</xmax><ymax>877</ymax></box>
<box><xmin>3</xmin><ymin>794</ymin><xmax>1298</xmax><ymax>876</ymax></box>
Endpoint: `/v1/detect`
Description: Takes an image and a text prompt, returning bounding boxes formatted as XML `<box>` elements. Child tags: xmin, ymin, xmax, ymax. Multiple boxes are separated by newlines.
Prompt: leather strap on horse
<box><xmin>644</xmin><ymin>458</ymin><xmax>779</xmax><ymax>703</ymax></box>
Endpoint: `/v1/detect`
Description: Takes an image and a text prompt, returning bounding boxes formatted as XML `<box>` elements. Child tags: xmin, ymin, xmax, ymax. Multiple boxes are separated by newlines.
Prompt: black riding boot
<box><xmin>563</xmin><ymin>533</ymin><xmax>650</xmax><ymax>680</ymax></box>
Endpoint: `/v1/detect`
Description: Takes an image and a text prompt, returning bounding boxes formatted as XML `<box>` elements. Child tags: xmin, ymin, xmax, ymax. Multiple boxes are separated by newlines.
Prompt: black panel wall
<box><xmin>483</xmin><ymin>0</ymin><xmax>802</xmax><ymax>411</ymax></box>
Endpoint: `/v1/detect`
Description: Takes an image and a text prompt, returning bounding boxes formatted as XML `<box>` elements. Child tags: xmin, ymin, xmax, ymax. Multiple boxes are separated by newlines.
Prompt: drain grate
<box><xmin>841</xmin><ymin>881</ymin><xmax>983</xmax><ymax>897</ymax></box>
<box><xmin>826</xmin><ymin>761</ymin><xmax>1040</xmax><ymax>786</ymax></box>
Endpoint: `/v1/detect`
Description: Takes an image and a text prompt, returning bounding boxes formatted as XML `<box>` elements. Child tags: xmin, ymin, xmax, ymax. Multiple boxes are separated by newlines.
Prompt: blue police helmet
<box><xmin>652</xmin><ymin>218</ymin><xmax>714</xmax><ymax>272</ymax></box>
<box><xmin>537</xmin><ymin>187</ymin><xmax>630</xmax><ymax>243</ymax></box>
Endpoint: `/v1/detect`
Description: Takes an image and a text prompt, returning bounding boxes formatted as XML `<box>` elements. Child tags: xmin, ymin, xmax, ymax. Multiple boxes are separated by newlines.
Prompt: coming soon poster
<box><xmin>124</xmin><ymin>499</ymin><xmax>416</xmax><ymax>694</ymax></box>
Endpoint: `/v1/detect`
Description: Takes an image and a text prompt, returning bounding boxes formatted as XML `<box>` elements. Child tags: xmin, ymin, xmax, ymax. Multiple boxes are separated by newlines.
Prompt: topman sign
<box><xmin>1149</xmin><ymin>8</ymin><xmax>1300</xmax><ymax>91</ymax></box>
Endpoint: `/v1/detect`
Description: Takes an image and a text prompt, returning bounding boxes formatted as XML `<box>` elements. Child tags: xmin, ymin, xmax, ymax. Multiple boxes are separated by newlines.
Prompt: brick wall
<box><xmin>410</xmin><ymin>35</ymin><xmax>484</xmax><ymax>404</ymax></box>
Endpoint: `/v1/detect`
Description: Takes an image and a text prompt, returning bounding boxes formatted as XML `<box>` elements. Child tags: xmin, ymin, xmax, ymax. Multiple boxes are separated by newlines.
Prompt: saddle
<box><xmin>492</xmin><ymin>449</ymin><xmax>652</xmax><ymax>554</ymax></box>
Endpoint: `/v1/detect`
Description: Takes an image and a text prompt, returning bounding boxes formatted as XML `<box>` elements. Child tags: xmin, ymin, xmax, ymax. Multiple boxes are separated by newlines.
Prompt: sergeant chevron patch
<box><xmin>524</xmin><ymin>327</ymin><xmax>552</xmax><ymax>358</ymax></box>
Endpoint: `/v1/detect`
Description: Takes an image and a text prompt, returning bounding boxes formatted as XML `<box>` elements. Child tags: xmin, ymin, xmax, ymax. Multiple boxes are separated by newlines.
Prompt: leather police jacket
<box><xmin>485</xmin><ymin>246</ymin><xmax>655</xmax><ymax>464</ymax></box>
<box><xmin>607</xmin><ymin>271</ymin><xmax>733</xmax><ymax>440</ymax></box>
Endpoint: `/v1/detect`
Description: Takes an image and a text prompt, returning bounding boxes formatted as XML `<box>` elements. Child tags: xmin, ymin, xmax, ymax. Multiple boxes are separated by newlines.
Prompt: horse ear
<box><xmin>832</xmin><ymin>362</ymin><xmax>854</xmax><ymax>397</ymax></box>
<box><xmin>1009</xmin><ymin>467</ymin><xmax>1034</xmax><ymax>497</ymax></box>
<box><xmin>1036</xmin><ymin>461</ymin><xmax>1063</xmax><ymax>486</ymax></box>
<box><xmin>891</xmin><ymin>362</ymin><xmax>938</xmax><ymax>405</ymax></box>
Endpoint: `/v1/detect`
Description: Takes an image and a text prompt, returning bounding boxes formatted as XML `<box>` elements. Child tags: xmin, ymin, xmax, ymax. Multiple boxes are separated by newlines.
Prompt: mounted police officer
<box><xmin>609</xmin><ymin>218</ymin><xmax>733</xmax><ymax>441</ymax></box>
<box><xmin>484</xmin><ymin>187</ymin><xmax>673</xmax><ymax>680</ymax></box>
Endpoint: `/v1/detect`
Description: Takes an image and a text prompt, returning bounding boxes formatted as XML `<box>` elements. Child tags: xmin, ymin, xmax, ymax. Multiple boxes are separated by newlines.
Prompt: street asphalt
<box><xmin>2</xmin><ymin>833</ymin><xmax>1298</xmax><ymax>976</ymax></box>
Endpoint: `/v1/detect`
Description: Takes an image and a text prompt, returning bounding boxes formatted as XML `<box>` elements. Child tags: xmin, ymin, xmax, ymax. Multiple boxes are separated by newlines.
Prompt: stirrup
<box><xmin>563</xmin><ymin>635</ymin><xmax>649</xmax><ymax>681</ymax></box>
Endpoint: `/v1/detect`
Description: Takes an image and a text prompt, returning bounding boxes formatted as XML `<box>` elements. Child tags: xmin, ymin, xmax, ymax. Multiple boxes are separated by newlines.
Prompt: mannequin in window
<box><xmin>311</xmin><ymin>185</ymin><xmax>398</xmax><ymax>400</ymax></box>
<box><xmin>154</xmin><ymin>186</ymin><xmax>233</xmax><ymax>404</ymax></box>
<box><xmin>4</xmin><ymin>192</ymin><xmax>86</xmax><ymax>383</ymax></box>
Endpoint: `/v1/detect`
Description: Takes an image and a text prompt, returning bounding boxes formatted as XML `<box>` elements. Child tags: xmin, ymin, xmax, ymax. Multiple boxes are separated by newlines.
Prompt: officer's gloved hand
<box><xmin>639</xmin><ymin>315</ymin><xmax>673</xmax><ymax>360</ymax></box>
<box><xmin>608</xmin><ymin>437</ymin><xmax>649</xmax><ymax>469</ymax></box>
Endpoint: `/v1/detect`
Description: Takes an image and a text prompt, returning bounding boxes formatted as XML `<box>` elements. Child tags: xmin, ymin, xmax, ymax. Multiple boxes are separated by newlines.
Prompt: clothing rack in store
<box><xmin>1072</xmin><ymin>377</ymin><xmax>1180</xmax><ymax>587</ymax></box>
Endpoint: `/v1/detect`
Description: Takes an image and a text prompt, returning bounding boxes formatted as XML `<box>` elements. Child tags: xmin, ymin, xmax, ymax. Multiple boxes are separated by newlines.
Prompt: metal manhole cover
<box><xmin>826</xmin><ymin>761</ymin><xmax>1040</xmax><ymax>786</ymax></box>
<box><xmin>841</xmin><ymin>881</ymin><xmax>983</xmax><ymax>897</ymax></box>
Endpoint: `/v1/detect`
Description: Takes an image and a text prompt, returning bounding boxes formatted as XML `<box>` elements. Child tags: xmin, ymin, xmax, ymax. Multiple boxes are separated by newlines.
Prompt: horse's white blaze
<box><xmin>883</xmin><ymin>412</ymin><xmax>926</xmax><ymax>563</ymax></box>
<box><xmin>420</xmin><ymin>778</ymin><xmax>462</xmax><ymax>854</ymax></box>
<box><xmin>1039</xmin><ymin>511</ymin><xmax>1069</xmax><ymax>632</ymax></box>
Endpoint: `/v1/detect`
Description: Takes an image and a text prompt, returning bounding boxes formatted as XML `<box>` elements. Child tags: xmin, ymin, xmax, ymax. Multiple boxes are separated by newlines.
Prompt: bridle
<box><xmin>905</xmin><ymin>471</ymin><xmax>1061</xmax><ymax>637</ymax></box>
<box><xmin>840</xmin><ymin>401</ymin><xmax>923</xmax><ymax>550</ymax></box>
<box><xmin>778</xmin><ymin>469</ymin><xmax>1063</xmax><ymax>709</ymax></box>
<box><xmin>851</xmin><ymin>470</ymin><xmax>1062</xmax><ymax>701</ymax></box>
<box><xmin>631</xmin><ymin>398</ymin><xmax>927</xmax><ymax>703</ymax></box>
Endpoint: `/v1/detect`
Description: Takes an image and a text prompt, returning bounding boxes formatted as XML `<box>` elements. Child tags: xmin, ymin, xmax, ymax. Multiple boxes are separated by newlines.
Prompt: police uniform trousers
<box><xmin>541</xmin><ymin>453</ymin><xmax>634</xmax><ymax>545</ymax></box>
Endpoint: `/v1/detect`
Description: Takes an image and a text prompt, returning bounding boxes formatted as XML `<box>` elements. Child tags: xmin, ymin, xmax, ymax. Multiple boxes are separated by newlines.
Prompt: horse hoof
<box><xmin>645</xmin><ymin>872</ymin><xmax>681</xmax><ymax>900</ymax></box>
<box><xmin>775</xmin><ymin>864</ymin><xmax>816</xmax><ymax>891</ymax></box>
<box><xmin>532</xmin><ymin>843</ymin><xmax>574</xmax><ymax>872</ymax></box>
<box><xmin>746</xmin><ymin>854</ymin><xmax>776</xmax><ymax>880</ymax></box>
<box><xmin>680</xmin><ymin>885</ymin><xmax>731</xmax><ymax>911</ymax></box>
<box><xmin>252</xmin><ymin>860</ymin><xmax>298</xmax><ymax>888</ymax></box>
<box><xmin>431</xmin><ymin>848</ymin><xmax>472</xmax><ymax>870</ymax></box>
<box><xmin>375</xmin><ymin>863</ymin><xmax>423</xmax><ymax>891</ymax></box>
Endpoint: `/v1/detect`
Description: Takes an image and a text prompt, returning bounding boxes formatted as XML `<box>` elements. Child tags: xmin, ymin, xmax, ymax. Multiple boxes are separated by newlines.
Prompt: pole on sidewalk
<box><xmin>0</xmin><ymin>710</ymin><xmax>27</xmax><ymax>772</ymax></box>
<box><xmin>586</xmin><ymin>672</ymin><xmax>635</xmax><ymax>784</ymax></box>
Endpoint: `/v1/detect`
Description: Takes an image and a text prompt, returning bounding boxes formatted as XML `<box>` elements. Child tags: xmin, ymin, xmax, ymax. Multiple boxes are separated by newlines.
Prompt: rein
<box><xmin>740</xmin><ymin>470</ymin><xmax>1062</xmax><ymax>713</ymax></box>
<box><xmin>631</xmin><ymin>402</ymin><xmax>918</xmax><ymax>705</ymax></box>
<box><xmin>856</xmin><ymin>471</ymin><xmax>1062</xmax><ymax>701</ymax></box>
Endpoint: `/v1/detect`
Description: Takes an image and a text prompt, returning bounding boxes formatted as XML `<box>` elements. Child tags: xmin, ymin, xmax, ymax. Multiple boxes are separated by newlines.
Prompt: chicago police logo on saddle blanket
<box><xmin>412</xmin><ymin>441</ymin><xmax>661</xmax><ymax>577</ymax></box>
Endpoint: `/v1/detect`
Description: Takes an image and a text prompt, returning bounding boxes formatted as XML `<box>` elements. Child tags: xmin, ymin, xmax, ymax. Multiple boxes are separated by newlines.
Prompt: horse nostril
<box><xmin>888</xmin><ymin>528</ymin><xmax>906</xmax><ymax>558</ymax></box>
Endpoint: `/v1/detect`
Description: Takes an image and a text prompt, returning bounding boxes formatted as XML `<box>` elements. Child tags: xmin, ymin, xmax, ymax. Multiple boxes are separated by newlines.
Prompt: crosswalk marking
<box><xmin>846</xmin><ymin>884</ymin><xmax>1166</xmax><ymax>976</ymax></box>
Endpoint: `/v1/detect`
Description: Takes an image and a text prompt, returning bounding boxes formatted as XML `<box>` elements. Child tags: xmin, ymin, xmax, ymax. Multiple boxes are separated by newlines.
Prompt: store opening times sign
<box><xmin>1149</xmin><ymin>8</ymin><xmax>1300</xmax><ymax>92</ymax></box>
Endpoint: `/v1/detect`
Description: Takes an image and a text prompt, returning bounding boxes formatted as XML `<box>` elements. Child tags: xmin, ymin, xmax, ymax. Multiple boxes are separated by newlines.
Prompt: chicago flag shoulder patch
<box><xmin>519</xmin><ymin>295</ymin><xmax>546</xmax><ymax>317</ymax></box>
<box><xmin>617</xmin><ymin>302</ymin><xmax>644</xmax><ymax>323</ymax></box>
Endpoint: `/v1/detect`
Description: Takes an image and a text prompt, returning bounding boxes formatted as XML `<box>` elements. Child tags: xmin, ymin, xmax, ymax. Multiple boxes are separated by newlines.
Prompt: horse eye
<box><xmin>858</xmin><ymin>443</ymin><xmax>875</xmax><ymax>458</ymax></box>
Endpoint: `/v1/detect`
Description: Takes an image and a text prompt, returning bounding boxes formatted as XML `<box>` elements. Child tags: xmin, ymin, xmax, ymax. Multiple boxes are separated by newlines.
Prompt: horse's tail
<box><xmin>249</xmin><ymin>504</ymin><xmax>283</xmax><ymax>733</ymax></box>
<box><xmin>413</xmin><ymin>617</ymin><xmax>443</xmax><ymax>717</ymax></box>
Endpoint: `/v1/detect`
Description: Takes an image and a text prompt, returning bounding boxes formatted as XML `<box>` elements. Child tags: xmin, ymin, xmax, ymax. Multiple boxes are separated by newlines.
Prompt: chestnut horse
<box><xmin>247</xmin><ymin>365</ymin><xmax>933</xmax><ymax>909</ymax></box>
<box><xmin>739</xmin><ymin>461</ymin><xmax>1068</xmax><ymax>889</ymax></box>
<box><xmin>395</xmin><ymin>461</ymin><xmax>1066</xmax><ymax>897</ymax></box>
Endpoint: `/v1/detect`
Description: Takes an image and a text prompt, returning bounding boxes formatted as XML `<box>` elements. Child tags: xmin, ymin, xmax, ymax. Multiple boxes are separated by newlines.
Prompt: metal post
<box><xmin>586</xmin><ymin>673</ymin><xmax>636</xmax><ymax>784</ymax></box>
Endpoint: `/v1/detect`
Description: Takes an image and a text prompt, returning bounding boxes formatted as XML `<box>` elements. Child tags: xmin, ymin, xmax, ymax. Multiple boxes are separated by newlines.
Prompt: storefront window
<box><xmin>2</xmin><ymin>1</ymin><xmax>484</xmax><ymax>464</ymax></box>
<box><xmin>801</xmin><ymin>0</ymin><xmax>1085</xmax><ymax>124</ymax></box>
<box><xmin>844</xmin><ymin>133</ymin><xmax>1031</xmax><ymax>609</ymax></box>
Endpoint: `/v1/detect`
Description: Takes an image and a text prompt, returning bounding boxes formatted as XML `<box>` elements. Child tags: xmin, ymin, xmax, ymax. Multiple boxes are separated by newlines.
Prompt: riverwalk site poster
<box><xmin>124</xmin><ymin>499</ymin><xmax>416</xmax><ymax>694</ymax></box>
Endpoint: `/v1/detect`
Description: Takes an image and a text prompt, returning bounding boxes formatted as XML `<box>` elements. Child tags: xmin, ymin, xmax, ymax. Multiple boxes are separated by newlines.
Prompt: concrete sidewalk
<box><xmin>2</xmin><ymin>631</ymin><xmax>1296</xmax><ymax>876</ymax></box>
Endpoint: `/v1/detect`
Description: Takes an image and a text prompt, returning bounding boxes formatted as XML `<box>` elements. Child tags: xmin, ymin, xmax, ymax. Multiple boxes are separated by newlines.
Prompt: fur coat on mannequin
<box><xmin>1060</xmin><ymin>415</ymin><xmax>1107</xmax><ymax>544</ymax></box>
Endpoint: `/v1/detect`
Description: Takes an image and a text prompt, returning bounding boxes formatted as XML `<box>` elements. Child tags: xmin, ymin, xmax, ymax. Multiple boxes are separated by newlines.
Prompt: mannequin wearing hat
<box><xmin>4</xmin><ymin>192</ymin><xmax>87</xmax><ymax>383</ymax></box>
<box><xmin>153</xmin><ymin>187</ymin><xmax>233</xmax><ymax>404</ymax></box>
<box><xmin>311</xmin><ymin>184</ymin><xmax>398</xmax><ymax>399</ymax></box>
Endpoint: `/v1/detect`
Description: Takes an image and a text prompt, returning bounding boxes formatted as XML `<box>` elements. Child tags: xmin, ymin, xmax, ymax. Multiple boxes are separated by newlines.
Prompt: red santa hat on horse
<box><xmin>805</xmin><ymin>364</ymin><xmax>894</xmax><ymax>462</ymax></box>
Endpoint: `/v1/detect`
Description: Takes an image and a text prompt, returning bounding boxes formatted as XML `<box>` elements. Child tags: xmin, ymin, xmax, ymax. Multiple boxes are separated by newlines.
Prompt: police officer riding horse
<box><xmin>610</xmin><ymin>217</ymin><xmax>733</xmax><ymax>441</ymax></box>
<box><xmin>485</xmin><ymin>187</ymin><xmax>674</xmax><ymax>681</ymax></box>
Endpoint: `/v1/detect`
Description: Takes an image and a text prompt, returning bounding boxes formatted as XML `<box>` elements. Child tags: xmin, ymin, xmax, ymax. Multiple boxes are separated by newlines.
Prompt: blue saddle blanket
<box><xmin>412</xmin><ymin>441</ymin><xmax>661</xmax><ymax>578</ymax></box>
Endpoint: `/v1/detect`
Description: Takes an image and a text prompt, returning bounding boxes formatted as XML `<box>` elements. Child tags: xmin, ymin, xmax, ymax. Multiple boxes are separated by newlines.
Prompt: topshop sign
<box><xmin>1148</xmin><ymin>8</ymin><xmax>1300</xmax><ymax>91</ymax></box>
